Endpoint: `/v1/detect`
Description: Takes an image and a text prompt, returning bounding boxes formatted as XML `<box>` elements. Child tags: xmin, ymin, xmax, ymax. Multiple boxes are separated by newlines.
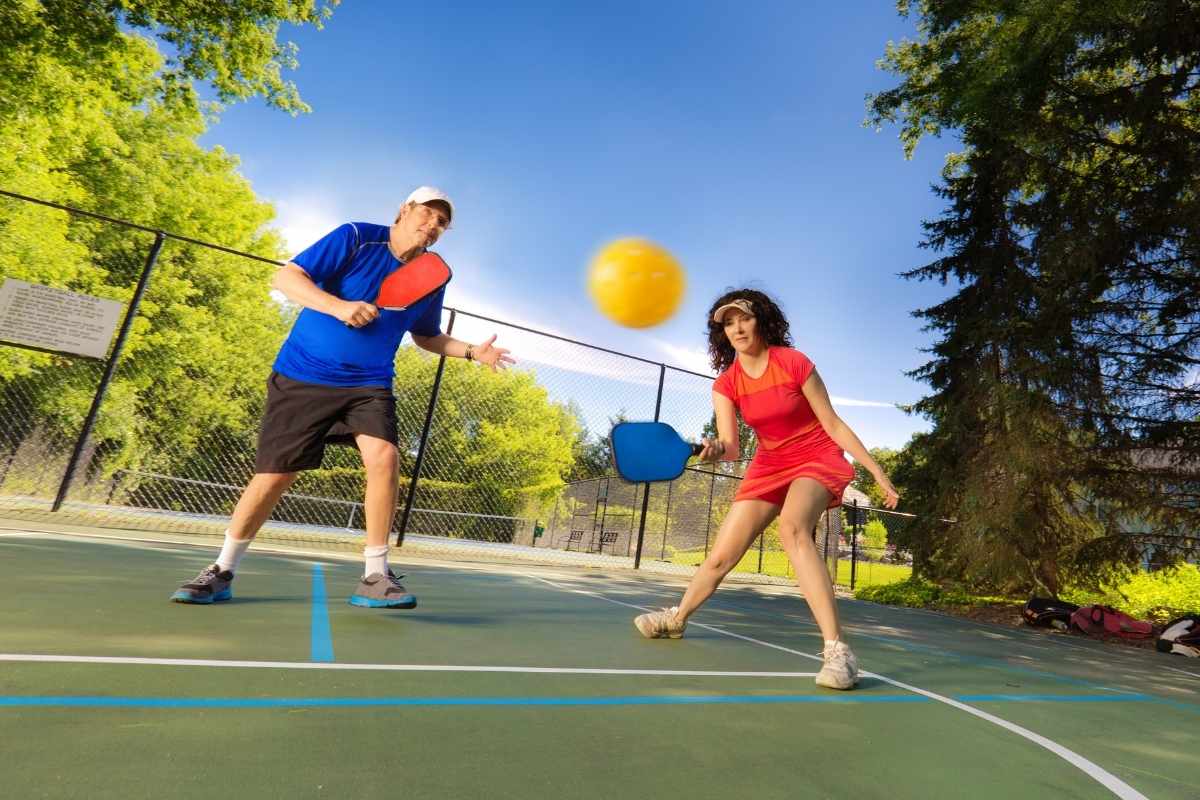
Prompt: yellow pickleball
<box><xmin>587</xmin><ymin>238</ymin><xmax>686</xmax><ymax>328</ymax></box>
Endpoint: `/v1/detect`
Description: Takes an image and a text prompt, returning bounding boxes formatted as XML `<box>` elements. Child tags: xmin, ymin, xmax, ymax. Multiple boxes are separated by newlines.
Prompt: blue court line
<box><xmin>1147</xmin><ymin>697</ymin><xmax>1200</xmax><ymax>716</ymax></box>
<box><xmin>310</xmin><ymin>565</ymin><xmax>334</xmax><ymax>663</ymax></box>
<box><xmin>0</xmin><ymin>693</ymin><xmax>1175</xmax><ymax>709</ymax></box>
<box><xmin>957</xmin><ymin>693</ymin><xmax>1151</xmax><ymax>703</ymax></box>
<box><xmin>0</xmin><ymin>694</ymin><xmax>926</xmax><ymax>708</ymax></box>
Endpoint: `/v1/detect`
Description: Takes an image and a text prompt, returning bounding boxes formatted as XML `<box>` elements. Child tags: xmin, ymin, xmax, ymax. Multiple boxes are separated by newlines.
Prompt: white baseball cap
<box><xmin>403</xmin><ymin>186</ymin><xmax>454</xmax><ymax>222</ymax></box>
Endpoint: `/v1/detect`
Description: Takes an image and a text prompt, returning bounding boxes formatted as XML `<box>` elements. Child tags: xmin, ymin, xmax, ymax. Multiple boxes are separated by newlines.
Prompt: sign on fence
<box><xmin>0</xmin><ymin>278</ymin><xmax>123</xmax><ymax>360</ymax></box>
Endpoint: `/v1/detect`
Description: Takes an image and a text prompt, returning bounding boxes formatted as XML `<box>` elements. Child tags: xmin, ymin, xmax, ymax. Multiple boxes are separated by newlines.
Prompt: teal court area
<box><xmin>1</xmin><ymin>527</ymin><xmax>1197</xmax><ymax>800</ymax></box>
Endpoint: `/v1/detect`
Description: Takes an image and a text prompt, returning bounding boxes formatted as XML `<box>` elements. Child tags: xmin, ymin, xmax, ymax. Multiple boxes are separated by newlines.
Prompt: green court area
<box><xmin>2</xmin><ymin>528</ymin><xmax>1197</xmax><ymax>799</ymax></box>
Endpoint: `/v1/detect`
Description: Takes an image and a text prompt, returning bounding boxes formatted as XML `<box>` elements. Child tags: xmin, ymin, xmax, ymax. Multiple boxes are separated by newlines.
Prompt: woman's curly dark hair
<box><xmin>706</xmin><ymin>288</ymin><xmax>792</xmax><ymax>373</ymax></box>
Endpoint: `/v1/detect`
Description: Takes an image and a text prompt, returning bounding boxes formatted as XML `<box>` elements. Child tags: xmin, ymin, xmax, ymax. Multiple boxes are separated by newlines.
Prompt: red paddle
<box><xmin>374</xmin><ymin>251</ymin><xmax>452</xmax><ymax>310</ymax></box>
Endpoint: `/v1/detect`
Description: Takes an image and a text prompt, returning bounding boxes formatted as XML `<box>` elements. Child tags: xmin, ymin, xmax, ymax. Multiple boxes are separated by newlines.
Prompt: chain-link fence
<box><xmin>841</xmin><ymin>502</ymin><xmax>920</xmax><ymax>591</ymax></box>
<box><xmin>0</xmin><ymin>190</ymin><xmax>915</xmax><ymax>587</ymax></box>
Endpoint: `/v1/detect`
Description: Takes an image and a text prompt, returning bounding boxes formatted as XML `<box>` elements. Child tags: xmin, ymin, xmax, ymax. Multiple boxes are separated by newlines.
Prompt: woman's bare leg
<box><xmin>675</xmin><ymin>498</ymin><xmax>779</xmax><ymax>621</ymax></box>
<box><xmin>776</xmin><ymin>478</ymin><xmax>841</xmax><ymax>642</ymax></box>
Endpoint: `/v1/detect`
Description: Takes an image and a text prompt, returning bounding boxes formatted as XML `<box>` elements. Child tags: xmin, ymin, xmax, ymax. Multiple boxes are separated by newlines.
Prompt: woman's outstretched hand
<box><xmin>875</xmin><ymin>473</ymin><xmax>900</xmax><ymax>509</ymax></box>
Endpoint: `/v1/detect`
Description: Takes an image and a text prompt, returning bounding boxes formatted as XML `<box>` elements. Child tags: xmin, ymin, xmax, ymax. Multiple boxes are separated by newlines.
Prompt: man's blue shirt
<box><xmin>273</xmin><ymin>222</ymin><xmax>444</xmax><ymax>387</ymax></box>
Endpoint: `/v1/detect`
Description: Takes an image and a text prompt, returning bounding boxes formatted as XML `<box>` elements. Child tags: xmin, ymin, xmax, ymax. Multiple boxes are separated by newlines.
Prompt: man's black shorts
<box><xmin>255</xmin><ymin>371</ymin><xmax>398</xmax><ymax>473</ymax></box>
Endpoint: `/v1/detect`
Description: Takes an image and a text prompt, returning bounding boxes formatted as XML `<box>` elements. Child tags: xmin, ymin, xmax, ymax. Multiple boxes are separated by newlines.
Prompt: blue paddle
<box><xmin>609</xmin><ymin>421</ymin><xmax>704</xmax><ymax>483</ymax></box>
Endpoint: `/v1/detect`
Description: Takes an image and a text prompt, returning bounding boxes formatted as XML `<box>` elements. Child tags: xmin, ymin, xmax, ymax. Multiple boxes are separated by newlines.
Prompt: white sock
<box><xmin>216</xmin><ymin>532</ymin><xmax>251</xmax><ymax>573</ymax></box>
<box><xmin>364</xmin><ymin>545</ymin><xmax>389</xmax><ymax>577</ymax></box>
<box><xmin>824</xmin><ymin>639</ymin><xmax>841</xmax><ymax>650</ymax></box>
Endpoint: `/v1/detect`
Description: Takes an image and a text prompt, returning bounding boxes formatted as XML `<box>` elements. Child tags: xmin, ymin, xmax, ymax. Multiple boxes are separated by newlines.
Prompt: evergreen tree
<box><xmin>869</xmin><ymin>0</ymin><xmax>1200</xmax><ymax>592</ymax></box>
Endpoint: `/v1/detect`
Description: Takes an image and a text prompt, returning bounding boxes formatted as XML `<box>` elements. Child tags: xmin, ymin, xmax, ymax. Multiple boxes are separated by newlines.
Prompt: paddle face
<box><xmin>375</xmin><ymin>251</ymin><xmax>452</xmax><ymax>310</ymax></box>
<box><xmin>610</xmin><ymin>421</ymin><xmax>703</xmax><ymax>483</ymax></box>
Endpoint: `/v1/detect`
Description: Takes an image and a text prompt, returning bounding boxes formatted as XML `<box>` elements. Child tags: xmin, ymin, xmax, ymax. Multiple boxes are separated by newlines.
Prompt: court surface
<box><xmin>2</xmin><ymin>527</ymin><xmax>1197</xmax><ymax>799</ymax></box>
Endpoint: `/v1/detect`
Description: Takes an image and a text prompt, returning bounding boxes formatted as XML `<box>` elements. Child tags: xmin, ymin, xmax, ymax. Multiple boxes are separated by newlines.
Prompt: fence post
<box><xmin>0</xmin><ymin>447</ymin><xmax>18</xmax><ymax>488</ymax></box>
<box><xmin>596</xmin><ymin>477</ymin><xmax>610</xmax><ymax>553</ymax></box>
<box><xmin>53</xmin><ymin>231</ymin><xmax>166</xmax><ymax>512</ymax></box>
<box><xmin>632</xmin><ymin>364</ymin><xmax>667</xmax><ymax>569</ymax></box>
<box><xmin>850</xmin><ymin>499</ymin><xmax>860</xmax><ymax>591</ymax></box>
<box><xmin>659</xmin><ymin>480</ymin><xmax>673</xmax><ymax>561</ymax></box>
<box><xmin>703</xmin><ymin>469</ymin><xmax>716</xmax><ymax>556</ymax></box>
<box><xmin>824</xmin><ymin>514</ymin><xmax>835</xmax><ymax>580</ymax></box>
<box><xmin>757</xmin><ymin>527</ymin><xmax>766</xmax><ymax>573</ymax></box>
<box><xmin>626</xmin><ymin>484</ymin><xmax>638</xmax><ymax>557</ymax></box>
<box><xmin>541</xmin><ymin>496</ymin><xmax>561</xmax><ymax>548</ymax></box>
<box><xmin>105</xmin><ymin>469</ymin><xmax>125</xmax><ymax>505</ymax></box>
<box><xmin>396</xmin><ymin>309</ymin><xmax>455</xmax><ymax>546</ymax></box>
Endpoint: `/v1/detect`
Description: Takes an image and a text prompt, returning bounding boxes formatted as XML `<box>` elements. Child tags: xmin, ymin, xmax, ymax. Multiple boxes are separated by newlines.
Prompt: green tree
<box><xmin>388</xmin><ymin>349</ymin><xmax>582</xmax><ymax>538</ymax></box>
<box><xmin>868</xmin><ymin>0</ymin><xmax>1200</xmax><ymax>593</ymax></box>
<box><xmin>568</xmin><ymin>409</ymin><xmax>629</xmax><ymax>481</ymax></box>
<box><xmin>0</xmin><ymin>2</ymin><xmax>334</xmax><ymax>492</ymax></box>
<box><xmin>0</xmin><ymin>1</ymin><xmax>337</xmax><ymax>116</ymax></box>
<box><xmin>862</xmin><ymin>518</ymin><xmax>888</xmax><ymax>552</ymax></box>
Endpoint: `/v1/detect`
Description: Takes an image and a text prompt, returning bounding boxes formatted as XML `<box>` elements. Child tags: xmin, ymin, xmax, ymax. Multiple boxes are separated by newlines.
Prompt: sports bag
<box><xmin>1022</xmin><ymin>597</ymin><xmax>1079</xmax><ymax>629</ymax></box>
<box><xmin>1069</xmin><ymin>604</ymin><xmax>1154</xmax><ymax>640</ymax></box>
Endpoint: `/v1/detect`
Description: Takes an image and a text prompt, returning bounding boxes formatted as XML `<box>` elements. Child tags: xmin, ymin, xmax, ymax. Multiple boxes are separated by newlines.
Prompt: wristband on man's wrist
<box><xmin>464</xmin><ymin>344</ymin><xmax>474</xmax><ymax>361</ymax></box>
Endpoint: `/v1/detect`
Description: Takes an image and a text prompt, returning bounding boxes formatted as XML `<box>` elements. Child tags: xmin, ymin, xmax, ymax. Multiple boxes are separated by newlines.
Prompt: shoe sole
<box><xmin>348</xmin><ymin>595</ymin><xmax>417</xmax><ymax>609</ymax></box>
<box><xmin>814</xmin><ymin>673</ymin><xmax>859</xmax><ymax>690</ymax></box>
<box><xmin>170</xmin><ymin>588</ymin><xmax>232</xmax><ymax>604</ymax></box>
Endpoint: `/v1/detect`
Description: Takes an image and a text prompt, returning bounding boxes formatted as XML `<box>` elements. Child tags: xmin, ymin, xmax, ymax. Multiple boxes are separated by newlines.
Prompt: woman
<box><xmin>633</xmin><ymin>289</ymin><xmax>899</xmax><ymax>690</ymax></box>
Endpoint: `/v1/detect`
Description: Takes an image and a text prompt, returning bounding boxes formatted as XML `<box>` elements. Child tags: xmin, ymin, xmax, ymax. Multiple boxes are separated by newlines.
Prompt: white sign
<box><xmin>0</xmin><ymin>278</ymin><xmax>124</xmax><ymax>360</ymax></box>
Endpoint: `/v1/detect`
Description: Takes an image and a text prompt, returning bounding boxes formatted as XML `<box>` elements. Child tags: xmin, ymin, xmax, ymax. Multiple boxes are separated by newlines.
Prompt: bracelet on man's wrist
<box><xmin>464</xmin><ymin>345</ymin><xmax>474</xmax><ymax>361</ymax></box>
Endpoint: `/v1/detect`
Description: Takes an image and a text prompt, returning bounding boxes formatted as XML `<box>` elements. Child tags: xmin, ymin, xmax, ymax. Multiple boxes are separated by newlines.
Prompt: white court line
<box><xmin>0</xmin><ymin>525</ymin><xmax>607</xmax><ymax>580</ymax></box>
<box><xmin>523</xmin><ymin>572</ymin><xmax>1148</xmax><ymax>800</ymax></box>
<box><xmin>0</xmin><ymin>653</ymin><xmax>815</xmax><ymax>677</ymax></box>
<box><xmin>0</xmin><ymin>526</ymin><xmax>365</xmax><ymax>565</ymax></box>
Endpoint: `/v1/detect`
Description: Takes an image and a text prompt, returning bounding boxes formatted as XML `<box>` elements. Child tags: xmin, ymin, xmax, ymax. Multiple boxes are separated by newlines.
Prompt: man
<box><xmin>171</xmin><ymin>186</ymin><xmax>512</xmax><ymax>608</ymax></box>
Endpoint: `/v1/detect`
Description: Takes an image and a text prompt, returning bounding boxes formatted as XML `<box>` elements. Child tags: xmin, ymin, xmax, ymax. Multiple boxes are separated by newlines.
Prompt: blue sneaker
<box><xmin>171</xmin><ymin>564</ymin><xmax>233</xmax><ymax>604</ymax></box>
<box><xmin>349</xmin><ymin>570</ymin><xmax>417</xmax><ymax>609</ymax></box>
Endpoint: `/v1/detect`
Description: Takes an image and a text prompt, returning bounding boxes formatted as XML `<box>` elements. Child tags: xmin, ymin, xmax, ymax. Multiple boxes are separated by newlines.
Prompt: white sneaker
<box><xmin>633</xmin><ymin>606</ymin><xmax>686</xmax><ymax>639</ymax></box>
<box><xmin>815</xmin><ymin>640</ymin><xmax>859</xmax><ymax>690</ymax></box>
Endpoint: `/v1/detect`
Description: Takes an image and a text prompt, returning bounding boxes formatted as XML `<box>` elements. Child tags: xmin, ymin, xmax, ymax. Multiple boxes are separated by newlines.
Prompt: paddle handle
<box><xmin>690</xmin><ymin>443</ymin><xmax>704</xmax><ymax>456</ymax></box>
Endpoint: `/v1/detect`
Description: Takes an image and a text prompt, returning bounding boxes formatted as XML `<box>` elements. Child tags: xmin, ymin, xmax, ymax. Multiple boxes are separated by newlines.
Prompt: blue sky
<box><xmin>198</xmin><ymin>0</ymin><xmax>959</xmax><ymax>451</ymax></box>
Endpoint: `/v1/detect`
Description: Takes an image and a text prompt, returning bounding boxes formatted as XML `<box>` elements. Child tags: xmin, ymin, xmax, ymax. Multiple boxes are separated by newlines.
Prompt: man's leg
<box><xmin>229</xmin><ymin>472</ymin><xmax>300</xmax><ymax>540</ymax></box>
<box><xmin>171</xmin><ymin>471</ymin><xmax>298</xmax><ymax>604</ymax></box>
<box><xmin>347</xmin><ymin>433</ymin><xmax>415</xmax><ymax>608</ymax></box>
<box><xmin>356</xmin><ymin>433</ymin><xmax>400</xmax><ymax>550</ymax></box>
<box><xmin>217</xmin><ymin>471</ymin><xmax>299</xmax><ymax>570</ymax></box>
